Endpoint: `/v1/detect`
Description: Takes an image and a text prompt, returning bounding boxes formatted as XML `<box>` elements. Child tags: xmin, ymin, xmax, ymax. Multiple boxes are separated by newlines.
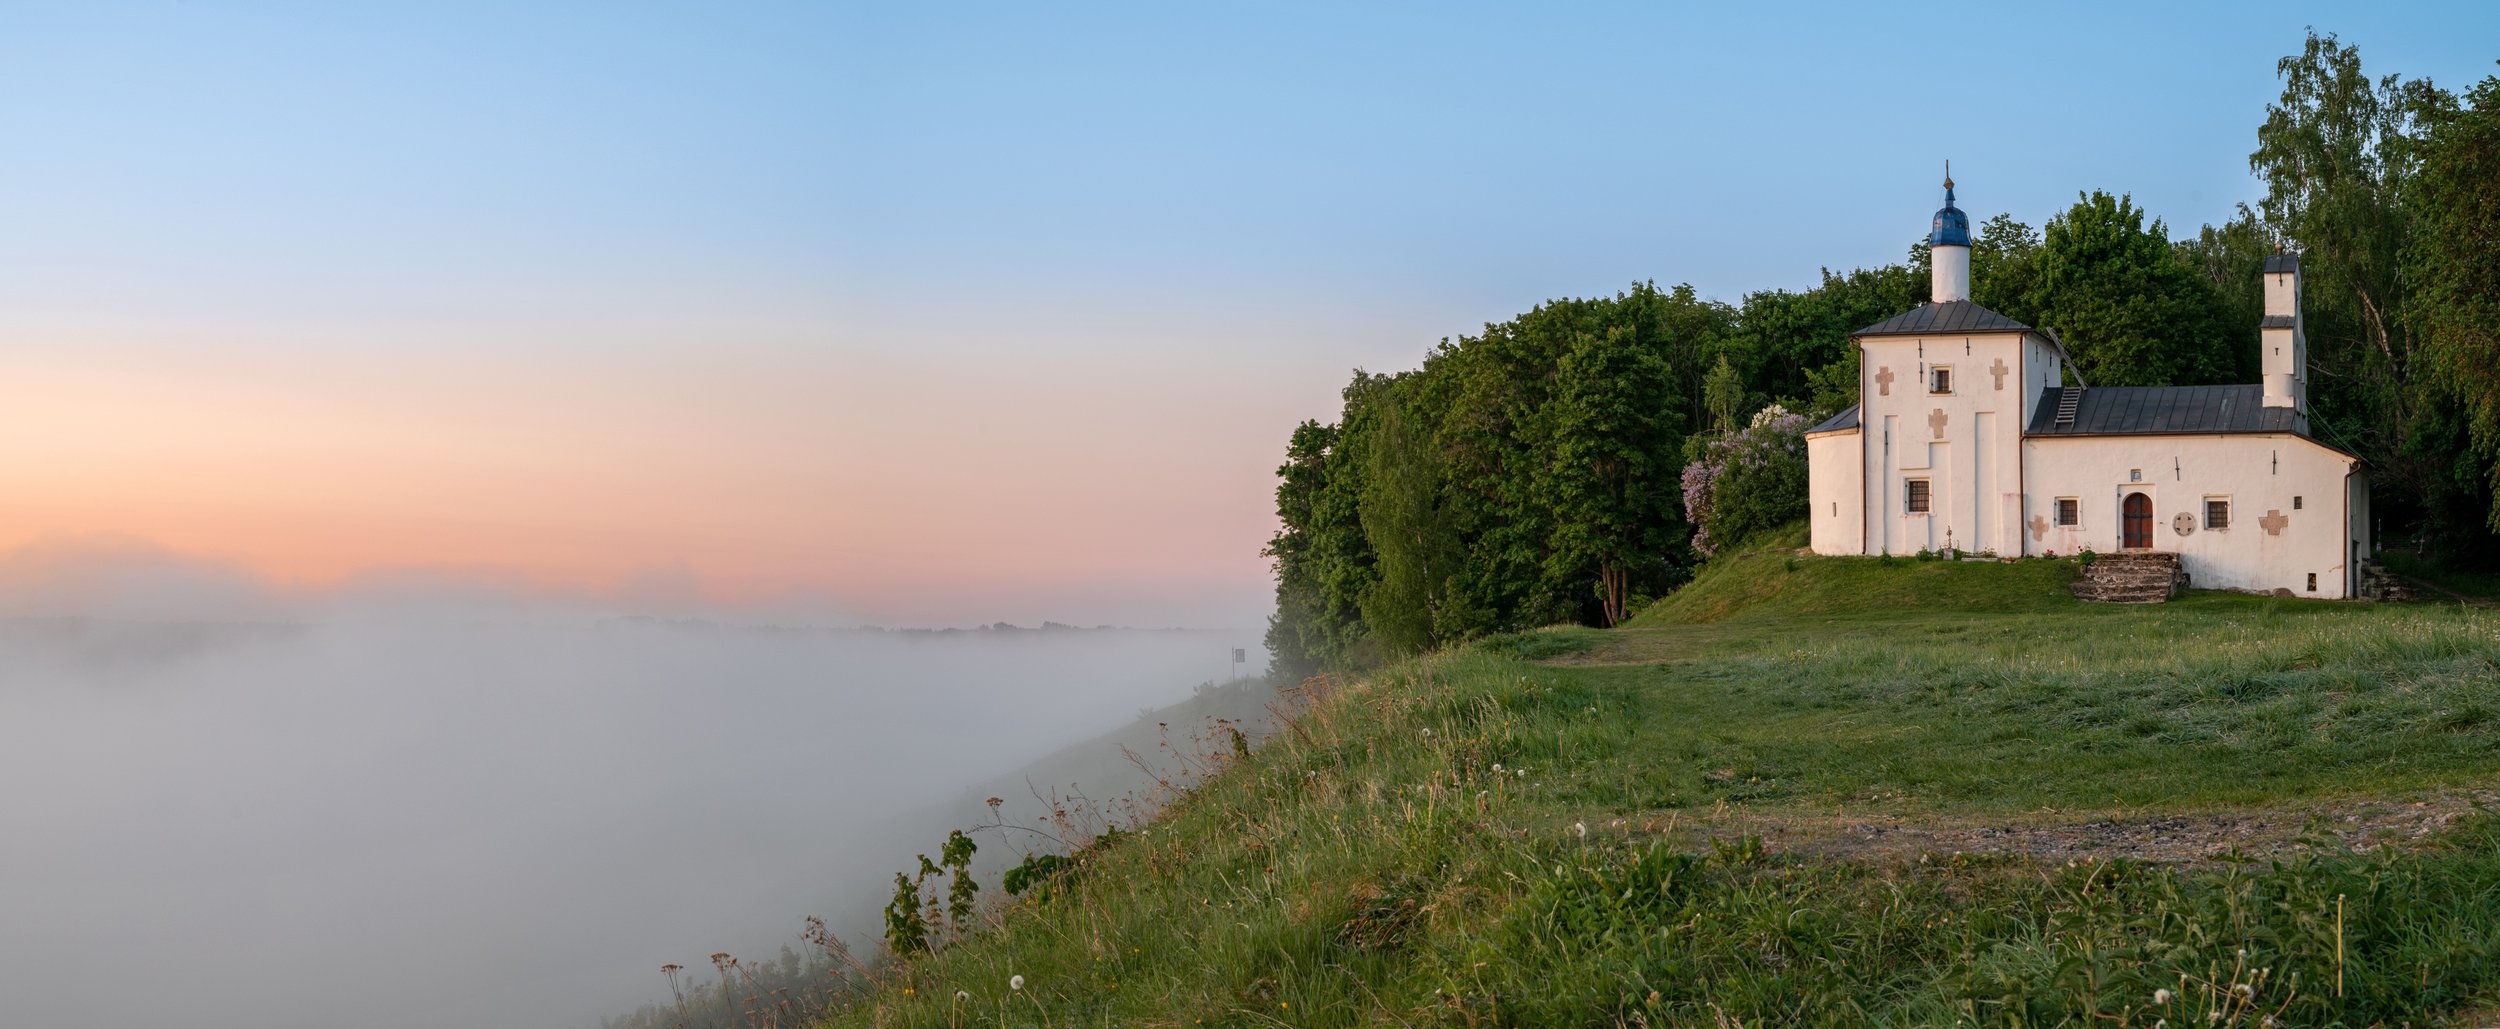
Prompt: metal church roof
<box><xmin>1807</xmin><ymin>404</ymin><xmax>1860</xmax><ymax>434</ymax></box>
<box><xmin>2023</xmin><ymin>385</ymin><xmax>2304</xmax><ymax>437</ymax></box>
<box><xmin>1852</xmin><ymin>300</ymin><xmax>2032</xmax><ymax>337</ymax></box>
<box><xmin>2263</xmin><ymin>253</ymin><xmax>2301</xmax><ymax>274</ymax></box>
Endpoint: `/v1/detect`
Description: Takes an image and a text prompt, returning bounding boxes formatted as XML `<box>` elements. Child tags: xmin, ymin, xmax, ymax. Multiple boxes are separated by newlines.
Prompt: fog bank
<box><xmin>0</xmin><ymin>544</ymin><xmax>1264</xmax><ymax>1029</ymax></box>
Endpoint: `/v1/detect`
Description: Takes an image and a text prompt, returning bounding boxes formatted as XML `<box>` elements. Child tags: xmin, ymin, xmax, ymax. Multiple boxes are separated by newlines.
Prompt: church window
<box><xmin>1929</xmin><ymin>367</ymin><xmax>1952</xmax><ymax>394</ymax></box>
<box><xmin>1905</xmin><ymin>479</ymin><xmax>1931</xmax><ymax>513</ymax></box>
<box><xmin>2293</xmin><ymin>496</ymin><xmax>2303</xmax><ymax>510</ymax></box>
<box><xmin>2205</xmin><ymin>498</ymin><xmax>2231</xmax><ymax>530</ymax></box>
<box><xmin>2307</xmin><ymin>573</ymin><xmax>2318</xmax><ymax>592</ymax></box>
<box><xmin>2055</xmin><ymin>498</ymin><xmax>2079</xmax><ymax>526</ymax></box>
<box><xmin>2129</xmin><ymin>469</ymin><xmax>2142</xmax><ymax>482</ymax></box>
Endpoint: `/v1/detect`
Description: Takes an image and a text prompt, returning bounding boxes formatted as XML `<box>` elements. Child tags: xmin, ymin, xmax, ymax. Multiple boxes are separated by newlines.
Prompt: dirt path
<box><xmin>1617</xmin><ymin>788</ymin><xmax>2495</xmax><ymax>866</ymax></box>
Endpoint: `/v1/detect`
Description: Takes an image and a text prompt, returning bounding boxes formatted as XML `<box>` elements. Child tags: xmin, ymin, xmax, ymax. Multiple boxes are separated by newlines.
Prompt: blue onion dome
<box><xmin>1930</xmin><ymin>176</ymin><xmax>1970</xmax><ymax>248</ymax></box>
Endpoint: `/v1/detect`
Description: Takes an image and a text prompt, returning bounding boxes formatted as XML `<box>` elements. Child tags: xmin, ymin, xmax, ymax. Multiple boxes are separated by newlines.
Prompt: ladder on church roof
<box><xmin>2054</xmin><ymin>387</ymin><xmax>2083</xmax><ymax>428</ymax></box>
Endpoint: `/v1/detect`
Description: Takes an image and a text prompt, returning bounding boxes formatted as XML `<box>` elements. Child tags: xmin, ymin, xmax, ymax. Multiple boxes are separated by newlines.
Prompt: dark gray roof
<box><xmin>1853</xmin><ymin>300</ymin><xmax>2032</xmax><ymax>337</ymax></box>
<box><xmin>2025</xmin><ymin>385</ymin><xmax>2305</xmax><ymax>437</ymax></box>
<box><xmin>2263</xmin><ymin>253</ymin><xmax>2300</xmax><ymax>274</ymax></box>
<box><xmin>2260</xmin><ymin>314</ymin><xmax>2296</xmax><ymax>329</ymax></box>
<box><xmin>1807</xmin><ymin>404</ymin><xmax>1860</xmax><ymax>434</ymax></box>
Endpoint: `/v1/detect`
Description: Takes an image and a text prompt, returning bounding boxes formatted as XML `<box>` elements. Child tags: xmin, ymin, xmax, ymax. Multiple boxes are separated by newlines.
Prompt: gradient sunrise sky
<box><xmin>0</xmin><ymin>3</ymin><xmax>2491</xmax><ymax>628</ymax></box>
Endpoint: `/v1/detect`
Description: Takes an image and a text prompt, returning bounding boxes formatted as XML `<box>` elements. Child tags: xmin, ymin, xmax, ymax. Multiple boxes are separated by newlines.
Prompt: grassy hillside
<box><xmin>1626</xmin><ymin>547</ymin><xmax>2085</xmax><ymax>627</ymax></box>
<box><xmin>820</xmin><ymin>553</ymin><xmax>2500</xmax><ymax>1027</ymax></box>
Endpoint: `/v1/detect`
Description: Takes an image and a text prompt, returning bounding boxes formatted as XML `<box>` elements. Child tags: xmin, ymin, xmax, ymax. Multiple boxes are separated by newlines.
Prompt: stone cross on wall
<box><xmin>2029</xmin><ymin>514</ymin><xmax>2050</xmax><ymax>541</ymax></box>
<box><xmin>1929</xmin><ymin>408</ymin><xmax>1948</xmax><ymax>439</ymax></box>
<box><xmin>1990</xmin><ymin>357</ymin><xmax>2010</xmax><ymax>390</ymax></box>
<box><xmin>1874</xmin><ymin>366</ymin><xmax>1894</xmax><ymax>396</ymax></box>
<box><xmin>2259</xmin><ymin>509</ymin><xmax>2290</xmax><ymax>535</ymax></box>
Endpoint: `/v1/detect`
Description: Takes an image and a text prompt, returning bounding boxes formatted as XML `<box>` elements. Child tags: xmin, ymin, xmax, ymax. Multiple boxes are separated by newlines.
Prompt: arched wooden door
<box><xmin>2122</xmin><ymin>492</ymin><xmax>2152</xmax><ymax>550</ymax></box>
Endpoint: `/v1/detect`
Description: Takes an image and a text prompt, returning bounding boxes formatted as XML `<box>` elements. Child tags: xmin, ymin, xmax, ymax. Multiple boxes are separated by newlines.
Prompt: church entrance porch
<box><xmin>2122</xmin><ymin>492</ymin><xmax>2153</xmax><ymax>550</ymax></box>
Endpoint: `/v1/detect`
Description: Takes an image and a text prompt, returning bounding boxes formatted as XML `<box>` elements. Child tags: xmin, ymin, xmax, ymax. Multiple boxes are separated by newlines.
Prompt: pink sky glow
<box><xmin>0</xmin><ymin>327</ymin><xmax>1322</xmax><ymax>629</ymax></box>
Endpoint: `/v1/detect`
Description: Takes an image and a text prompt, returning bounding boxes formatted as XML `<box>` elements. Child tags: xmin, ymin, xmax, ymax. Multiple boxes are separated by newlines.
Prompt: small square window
<box><xmin>2129</xmin><ymin>469</ymin><xmax>2142</xmax><ymax>482</ymax></box>
<box><xmin>2055</xmin><ymin>498</ymin><xmax>2079</xmax><ymax>526</ymax></box>
<box><xmin>1929</xmin><ymin>367</ymin><xmax>1952</xmax><ymax>394</ymax></box>
<box><xmin>1905</xmin><ymin>479</ymin><xmax>1931</xmax><ymax>513</ymax></box>
<box><xmin>2205</xmin><ymin>499</ymin><xmax>2231</xmax><ymax>530</ymax></box>
<box><xmin>2293</xmin><ymin>496</ymin><xmax>2303</xmax><ymax>510</ymax></box>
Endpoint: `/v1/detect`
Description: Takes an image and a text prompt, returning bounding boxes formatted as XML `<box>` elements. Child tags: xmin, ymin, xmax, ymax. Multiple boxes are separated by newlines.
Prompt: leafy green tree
<box><xmin>1544</xmin><ymin>326</ymin><xmax>1685</xmax><ymax>626</ymax></box>
<box><xmin>1261</xmin><ymin>419</ymin><xmax>1339</xmax><ymax>681</ymax></box>
<box><xmin>1702</xmin><ymin>354</ymin><xmax>1744</xmax><ymax>434</ymax></box>
<box><xmin>1358</xmin><ymin>390</ymin><xmax>1458</xmax><ymax>655</ymax></box>
<box><xmin>2026</xmin><ymin>190</ymin><xmax>2236</xmax><ymax>387</ymax></box>
<box><xmin>2407</xmin><ymin>71</ymin><xmax>2500</xmax><ymax>533</ymax></box>
<box><xmin>1261</xmin><ymin>372</ymin><xmax>1392</xmax><ymax>677</ymax></box>
<box><xmin>1970</xmin><ymin>213</ymin><xmax>2043</xmax><ymax>325</ymax></box>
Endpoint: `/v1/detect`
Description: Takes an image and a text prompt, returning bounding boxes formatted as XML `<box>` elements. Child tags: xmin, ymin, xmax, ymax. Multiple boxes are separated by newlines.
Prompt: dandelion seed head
<box><xmin>2153</xmin><ymin>988</ymin><xmax>2173</xmax><ymax>1005</ymax></box>
<box><xmin>1009</xmin><ymin>975</ymin><xmax>1025</xmax><ymax>991</ymax></box>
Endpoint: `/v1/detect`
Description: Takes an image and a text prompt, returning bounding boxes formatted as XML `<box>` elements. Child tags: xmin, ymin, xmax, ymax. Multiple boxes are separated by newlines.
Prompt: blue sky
<box><xmin>0</xmin><ymin>3</ymin><xmax>2491</xmax><ymax>626</ymax></box>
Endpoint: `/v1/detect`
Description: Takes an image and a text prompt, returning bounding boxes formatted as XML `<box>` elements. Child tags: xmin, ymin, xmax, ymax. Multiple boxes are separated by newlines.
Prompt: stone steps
<box><xmin>2071</xmin><ymin>552</ymin><xmax>2187</xmax><ymax>603</ymax></box>
<box><xmin>2357</xmin><ymin>561</ymin><xmax>2418</xmax><ymax>602</ymax></box>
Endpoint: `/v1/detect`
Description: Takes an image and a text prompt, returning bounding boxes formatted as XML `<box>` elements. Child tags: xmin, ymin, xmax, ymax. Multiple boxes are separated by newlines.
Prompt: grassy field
<box><xmin>818</xmin><ymin>551</ymin><xmax>2500</xmax><ymax>1027</ymax></box>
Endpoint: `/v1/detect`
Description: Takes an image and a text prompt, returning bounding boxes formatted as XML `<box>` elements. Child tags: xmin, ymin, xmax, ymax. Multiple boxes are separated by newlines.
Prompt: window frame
<box><xmin>2055</xmin><ymin>497</ymin><xmax>2080</xmax><ymax>527</ymax></box>
<box><xmin>2204</xmin><ymin>497</ymin><xmax>2232</xmax><ymax>531</ymax></box>
<box><xmin>1928</xmin><ymin>365</ymin><xmax>1953</xmax><ymax>395</ymax></box>
<box><xmin>1904</xmin><ymin>478</ymin><xmax>1931</xmax><ymax>514</ymax></box>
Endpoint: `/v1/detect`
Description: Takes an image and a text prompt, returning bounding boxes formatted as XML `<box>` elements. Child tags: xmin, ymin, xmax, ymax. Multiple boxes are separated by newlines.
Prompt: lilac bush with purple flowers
<box><xmin>1681</xmin><ymin>406</ymin><xmax>1810</xmax><ymax>556</ymax></box>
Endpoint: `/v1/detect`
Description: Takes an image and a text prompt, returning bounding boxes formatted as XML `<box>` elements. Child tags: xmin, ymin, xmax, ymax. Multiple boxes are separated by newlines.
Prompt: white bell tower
<box><xmin>2259</xmin><ymin>251</ymin><xmax>2308</xmax><ymax>431</ymax></box>
<box><xmin>1930</xmin><ymin>165</ymin><xmax>1971</xmax><ymax>303</ymax></box>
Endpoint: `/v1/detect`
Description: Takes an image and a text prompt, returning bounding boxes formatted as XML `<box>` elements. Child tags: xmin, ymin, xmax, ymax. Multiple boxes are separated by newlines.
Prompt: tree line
<box><xmin>1265</xmin><ymin>33</ymin><xmax>2500</xmax><ymax>679</ymax></box>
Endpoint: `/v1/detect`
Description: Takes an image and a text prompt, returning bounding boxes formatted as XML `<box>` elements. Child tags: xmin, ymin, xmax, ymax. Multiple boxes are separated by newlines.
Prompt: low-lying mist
<box><xmin>0</xmin><ymin>541</ymin><xmax>1267</xmax><ymax>1029</ymax></box>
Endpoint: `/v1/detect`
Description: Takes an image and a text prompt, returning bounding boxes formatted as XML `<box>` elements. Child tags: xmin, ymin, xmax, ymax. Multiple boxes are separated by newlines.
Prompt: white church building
<box><xmin>1804</xmin><ymin>177</ymin><xmax>2371</xmax><ymax>597</ymax></box>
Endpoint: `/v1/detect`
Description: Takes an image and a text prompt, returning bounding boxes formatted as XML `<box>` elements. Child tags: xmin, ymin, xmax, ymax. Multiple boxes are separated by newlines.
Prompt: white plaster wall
<box><xmin>2260</xmin><ymin>325</ymin><xmax>2308</xmax><ymax>414</ymax></box>
<box><xmin>1806</xmin><ymin>428</ymin><xmax>1863</xmax><ymax>554</ymax></box>
<box><xmin>2263</xmin><ymin>269</ymin><xmax>2302</xmax><ymax>321</ymax></box>
<box><xmin>1932</xmin><ymin>246</ymin><xmax>1970</xmax><ymax>302</ymax></box>
<box><xmin>2023</xmin><ymin>333</ymin><xmax>2064</xmax><ymax>412</ymax></box>
<box><xmin>1855</xmin><ymin>330</ymin><xmax>2032</xmax><ymax>556</ymax></box>
<box><xmin>2018</xmin><ymin>434</ymin><xmax>2360</xmax><ymax>597</ymax></box>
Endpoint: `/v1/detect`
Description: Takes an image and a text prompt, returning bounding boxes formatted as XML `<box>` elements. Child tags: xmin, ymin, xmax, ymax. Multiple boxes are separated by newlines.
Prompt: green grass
<box><xmin>821</xmin><ymin>550</ymin><xmax>2500</xmax><ymax>1027</ymax></box>
<box><xmin>1628</xmin><ymin>548</ymin><xmax>2086</xmax><ymax>626</ymax></box>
